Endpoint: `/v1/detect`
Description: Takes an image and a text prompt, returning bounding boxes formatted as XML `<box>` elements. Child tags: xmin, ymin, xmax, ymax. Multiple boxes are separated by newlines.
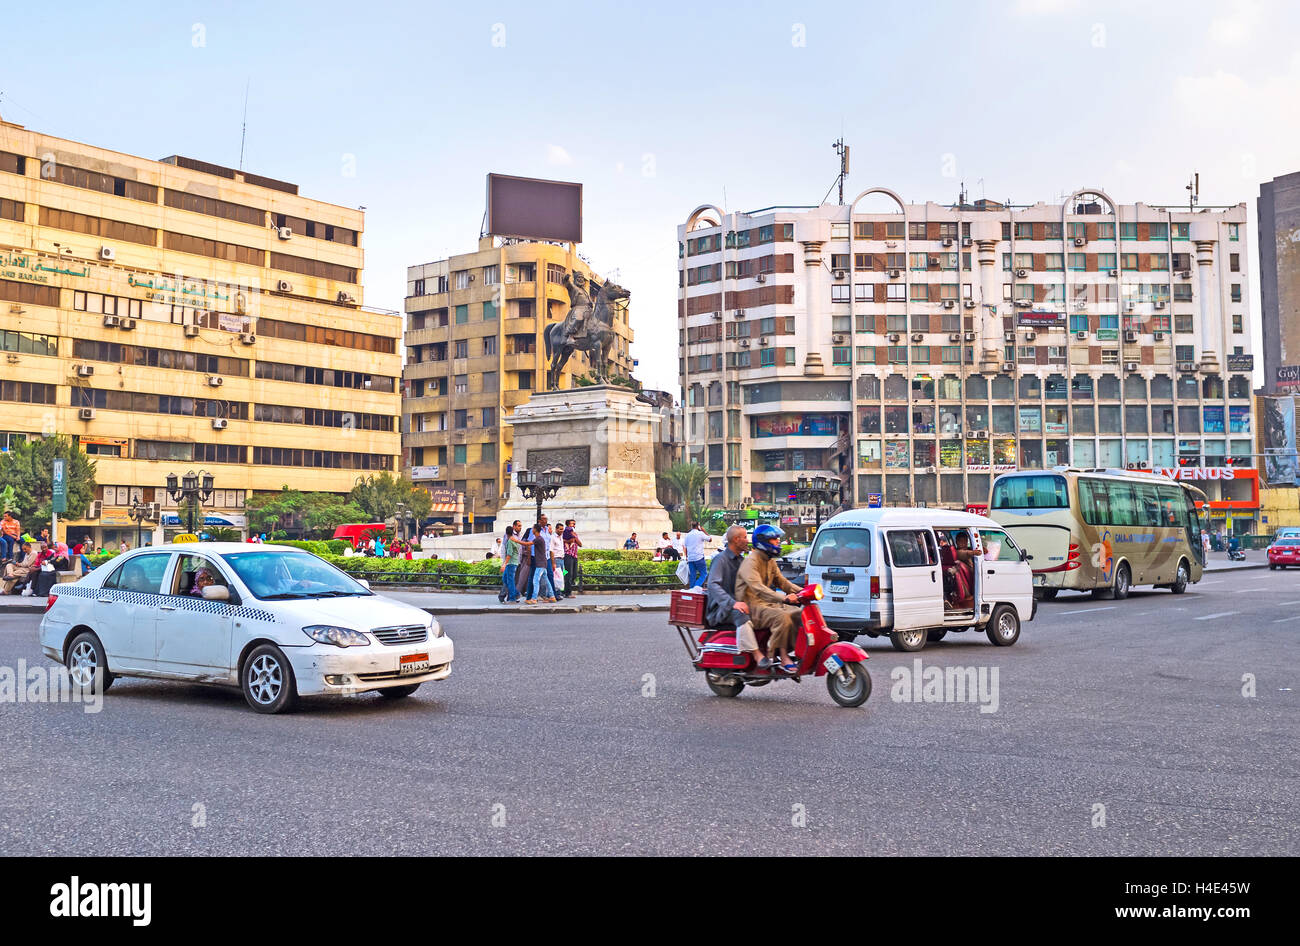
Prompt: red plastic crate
<box><xmin>669</xmin><ymin>589</ymin><xmax>707</xmax><ymax>626</ymax></box>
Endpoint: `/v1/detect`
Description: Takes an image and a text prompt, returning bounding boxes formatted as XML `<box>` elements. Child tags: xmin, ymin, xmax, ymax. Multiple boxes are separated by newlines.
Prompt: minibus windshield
<box><xmin>810</xmin><ymin>528</ymin><xmax>872</xmax><ymax>567</ymax></box>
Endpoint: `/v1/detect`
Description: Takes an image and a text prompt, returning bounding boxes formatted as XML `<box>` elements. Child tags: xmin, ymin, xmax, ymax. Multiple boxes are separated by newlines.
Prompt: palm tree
<box><xmin>662</xmin><ymin>462</ymin><xmax>709</xmax><ymax>525</ymax></box>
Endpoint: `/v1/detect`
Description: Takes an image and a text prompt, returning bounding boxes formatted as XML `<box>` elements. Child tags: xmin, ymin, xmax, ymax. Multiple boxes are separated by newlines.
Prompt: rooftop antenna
<box><xmin>959</xmin><ymin>181</ymin><xmax>966</xmax><ymax>207</ymax></box>
<box><xmin>1186</xmin><ymin>172</ymin><xmax>1199</xmax><ymax>212</ymax></box>
<box><xmin>832</xmin><ymin>138</ymin><xmax>850</xmax><ymax>205</ymax></box>
<box><xmin>238</xmin><ymin>79</ymin><xmax>250</xmax><ymax>171</ymax></box>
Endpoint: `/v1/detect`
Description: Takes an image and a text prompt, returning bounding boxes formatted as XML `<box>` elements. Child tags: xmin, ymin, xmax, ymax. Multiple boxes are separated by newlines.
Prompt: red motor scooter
<box><xmin>670</xmin><ymin>583</ymin><xmax>871</xmax><ymax>708</ymax></box>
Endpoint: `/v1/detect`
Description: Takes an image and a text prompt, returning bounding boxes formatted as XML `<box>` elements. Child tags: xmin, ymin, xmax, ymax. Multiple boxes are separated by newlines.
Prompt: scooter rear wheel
<box><xmin>826</xmin><ymin>663</ymin><xmax>871</xmax><ymax>708</ymax></box>
<box><xmin>706</xmin><ymin>672</ymin><xmax>744</xmax><ymax>698</ymax></box>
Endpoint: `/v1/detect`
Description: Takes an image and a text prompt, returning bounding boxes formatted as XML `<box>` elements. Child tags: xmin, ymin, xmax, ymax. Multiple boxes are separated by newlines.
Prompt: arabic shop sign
<box><xmin>1</xmin><ymin>249</ymin><xmax>90</xmax><ymax>284</ymax></box>
<box><xmin>1015</xmin><ymin>310</ymin><xmax>1064</xmax><ymax>327</ymax></box>
<box><xmin>1225</xmin><ymin>353</ymin><xmax>1254</xmax><ymax>372</ymax></box>
<box><xmin>1096</xmin><ymin>329</ymin><xmax>1118</xmax><ymax>341</ymax></box>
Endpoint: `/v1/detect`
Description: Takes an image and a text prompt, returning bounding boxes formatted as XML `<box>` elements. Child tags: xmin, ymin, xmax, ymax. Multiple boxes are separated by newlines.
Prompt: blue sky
<box><xmin>2</xmin><ymin>0</ymin><xmax>1297</xmax><ymax>392</ymax></box>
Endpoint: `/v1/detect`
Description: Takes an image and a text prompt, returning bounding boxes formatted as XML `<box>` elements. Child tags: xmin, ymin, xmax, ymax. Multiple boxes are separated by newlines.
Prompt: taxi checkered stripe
<box><xmin>58</xmin><ymin>584</ymin><xmax>276</xmax><ymax>623</ymax></box>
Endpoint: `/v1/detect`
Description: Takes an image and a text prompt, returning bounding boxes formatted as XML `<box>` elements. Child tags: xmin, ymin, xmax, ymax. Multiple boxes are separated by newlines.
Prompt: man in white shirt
<box><xmin>547</xmin><ymin>523</ymin><xmax>567</xmax><ymax>598</ymax></box>
<box><xmin>683</xmin><ymin>522</ymin><xmax>709</xmax><ymax>589</ymax></box>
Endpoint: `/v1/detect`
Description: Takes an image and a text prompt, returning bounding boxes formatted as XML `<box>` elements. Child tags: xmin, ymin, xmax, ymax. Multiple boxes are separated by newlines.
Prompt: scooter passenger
<box><xmin>705</xmin><ymin>524</ymin><xmax>771</xmax><ymax>668</ymax></box>
<box><xmin>737</xmin><ymin>524</ymin><xmax>802</xmax><ymax>672</ymax></box>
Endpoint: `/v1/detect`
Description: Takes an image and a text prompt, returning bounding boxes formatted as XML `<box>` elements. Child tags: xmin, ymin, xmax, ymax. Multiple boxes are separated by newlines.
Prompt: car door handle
<box><xmin>987</xmin><ymin>569</ymin><xmax>996</xmax><ymax>575</ymax></box>
<box><xmin>96</xmin><ymin>597</ymin><xmax>114</xmax><ymax>604</ymax></box>
<box><xmin>931</xmin><ymin>570</ymin><xmax>936</xmax><ymax>582</ymax></box>
<box><xmin>159</xmin><ymin>605</ymin><xmax>177</xmax><ymax>611</ymax></box>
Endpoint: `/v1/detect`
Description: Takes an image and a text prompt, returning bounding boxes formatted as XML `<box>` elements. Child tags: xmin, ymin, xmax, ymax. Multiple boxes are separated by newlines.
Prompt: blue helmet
<box><xmin>752</xmin><ymin>523</ymin><xmax>784</xmax><ymax>556</ymax></box>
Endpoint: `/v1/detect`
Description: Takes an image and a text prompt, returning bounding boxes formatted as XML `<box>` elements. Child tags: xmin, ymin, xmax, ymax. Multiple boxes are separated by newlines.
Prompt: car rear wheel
<box><xmin>378</xmin><ymin>684</ymin><xmax>420</xmax><ymax>699</ymax></box>
<box><xmin>927</xmin><ymin>629</ymin><xmax>948</xmax><ymax>642</ymax></box>
<box><xmin>986</xmin><ymin>605</ymin><xmax>1021</xmax><ymax>646</ymax></box>
<box><xmin>242</xmin><ymin>644</ymin><xmax>298</xmax><ymax>714</ymax></box>
<box><xmin>889</xmin><ymin>627</ymin><xmax>927</xmax><ymax>652</ymax></box>
<box><xmin>66</xmin><ymin>632</ymin><xmax>114</xmax><ymax>694</ymax></box>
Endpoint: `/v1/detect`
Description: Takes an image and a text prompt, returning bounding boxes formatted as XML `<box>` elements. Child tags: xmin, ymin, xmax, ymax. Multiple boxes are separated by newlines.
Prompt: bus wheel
<box><xmin>1112</xmin><ymin>563</ymin><xmax>1131</xmax><ymax>600</ymax></box>
<box><xmin>1170</xmin><ymin>560</ymin><xmax>1189</xmax><ymax>595</ymax></box>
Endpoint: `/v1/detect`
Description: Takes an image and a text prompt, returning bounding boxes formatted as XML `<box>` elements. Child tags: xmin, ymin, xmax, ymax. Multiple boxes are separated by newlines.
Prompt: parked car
<box><xmin>1267</xmin><ymin>537</ymin><xmax>1300</xmax><ymax>570</ymax></box>
<box><xmin>808</xmin><ymin>508</ymin><xmax>1035</xmax><ymax>651</ymax></box>
<box><xmin>39</xmin><ymin>543</ymin><xmax>453</xmax><ymax>713</ymax></box>
<box><xmin>777</xmin><ymin>546</ymin><xmax>810</xmax><ymax>586</ymax></box>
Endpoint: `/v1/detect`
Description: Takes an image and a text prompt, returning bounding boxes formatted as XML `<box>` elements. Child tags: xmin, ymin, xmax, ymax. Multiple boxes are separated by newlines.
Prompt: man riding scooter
<box><xmin>705</xmin><ymin>524</ymin><xmax>775</xmax><ymax>669</ymax></box>
<box><xmin>737</xmin><ymin>523</ymin><xmax>802</xmax><ymax>673</ymax></box>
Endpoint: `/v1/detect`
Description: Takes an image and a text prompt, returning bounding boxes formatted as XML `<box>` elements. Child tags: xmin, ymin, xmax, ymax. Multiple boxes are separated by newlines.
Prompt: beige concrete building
<box><xmin>403</xmin><ymin>239</ymin><xmax>635</xmax><ymax>531</ymax></box>
<box><xmin>0</xmin><ymin>114</ymin><xmax>401</xmax><ymax>545</ymax></box>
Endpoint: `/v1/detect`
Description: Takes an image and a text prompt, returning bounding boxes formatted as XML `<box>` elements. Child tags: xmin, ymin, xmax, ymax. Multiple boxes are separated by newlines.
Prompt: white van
<box><xmin>808</xmin><ymin>508</ymin><xmax>1036</xmax><ymax>652</ymax></box>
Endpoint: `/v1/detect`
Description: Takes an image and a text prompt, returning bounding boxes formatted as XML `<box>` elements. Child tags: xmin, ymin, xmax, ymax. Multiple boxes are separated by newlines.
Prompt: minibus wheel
<box><xmin>986</xmin><ymin>605</ymin><xmax>1021</xmax><ymax>646</ymax></box>
<box><xmin>927</xmin><ymin>629</ymin><xmax>948</xmax><ymax>642</ymax></box>
<box><xmin>889</xmin><ymin>627</ymin><xmax>927</xmax><ymax>652</ymax></box>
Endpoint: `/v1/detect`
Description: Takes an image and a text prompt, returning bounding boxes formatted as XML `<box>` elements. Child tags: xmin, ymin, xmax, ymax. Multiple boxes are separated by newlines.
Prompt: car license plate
<box><xmin>399</xmin><ymin>653</ymin><xmax>431</xmax><ymax>676</ymax></box>
<box><xmin>829</xmin><ymin>581</ymin><xmax>849</xmax><ymax>595</ymax></box>
<box><xmin>823</xmin><ymin>654</ymin><xmax>844</xmax><ymax>673</ymax></box>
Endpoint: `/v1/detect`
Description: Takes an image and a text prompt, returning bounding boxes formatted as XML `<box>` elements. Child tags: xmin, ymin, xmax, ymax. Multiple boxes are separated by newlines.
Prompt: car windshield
<box><xmin>222</xmin><ymin>550</ymin><xmax>372</xmax><ymax>600</ymax></box>
<box><xmin>810</xmin><ymin>528</ymin><xmax>871</xmax><ymax>567</ymax></box>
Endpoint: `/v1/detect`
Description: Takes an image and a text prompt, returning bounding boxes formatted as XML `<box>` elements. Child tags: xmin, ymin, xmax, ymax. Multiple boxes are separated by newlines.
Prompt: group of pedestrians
<box><xmin>1</xmin><ymin>513</ymin><xmax>95</xmax><ymax>595</ymax></box>
<box><xmin>498</xmin><ymin>516</ymin><xmax>582</xmax><ymax>604</ymax></box>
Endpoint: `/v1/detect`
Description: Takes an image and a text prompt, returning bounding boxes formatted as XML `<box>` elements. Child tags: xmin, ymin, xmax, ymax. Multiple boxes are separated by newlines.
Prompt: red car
<box><xmin>1267</xmin><ymin>539</ymin><xmax>1300</xmax><ymax>570</ymax></box>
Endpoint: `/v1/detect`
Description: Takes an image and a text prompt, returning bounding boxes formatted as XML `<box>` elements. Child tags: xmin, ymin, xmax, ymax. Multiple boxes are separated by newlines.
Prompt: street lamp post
<box><xmin>796</xmin><ymin>474</ymin><xmax>842</xmax><ymax>536</ymax></box>
<box><xmin>165</xmin><ymin>471</ymin><xmax>214</xmax><ymax>536</ymax></box>
<box><xmin>127</xmin><ymin>500</ymin><xmax>151</xmax><ymax>550</ymax></box>
<box><xmin>516</xmin><ymin>468</ymin><xmax>566</xmax><ymax>526</ymax></box>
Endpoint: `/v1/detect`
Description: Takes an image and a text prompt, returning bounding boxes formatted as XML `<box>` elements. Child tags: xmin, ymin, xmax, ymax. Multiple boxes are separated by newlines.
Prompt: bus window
<box><xmin>1079</xmin><ymin>478</ymin><xmax>1110</xmax><ymax>524</ymax></box>
<box><xmin>1107</xmin><ymin>482</ymin><xmax>1140</xmax><ymax>526</ymax></box>
<box><xmin>1133</xmin><ymin>483</ymin><xmax>1164</xmax><ymax>527</ymax></box>
<box><xmin>991</xmin><ymin>474</ymin><xmax>1069</xmax><ymax>509</ymax></box>
<box><xmin>1156</xmin><ymin>485</ymin><xmax>1185</xmax><ymax>528</ymax></box>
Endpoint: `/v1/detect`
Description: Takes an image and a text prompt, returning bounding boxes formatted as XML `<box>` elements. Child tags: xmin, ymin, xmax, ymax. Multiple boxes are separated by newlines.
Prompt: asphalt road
<box><xmin>1</xmin><ymin>572</ymin><xmax>1296</xmax><ymax>856</ymax></box>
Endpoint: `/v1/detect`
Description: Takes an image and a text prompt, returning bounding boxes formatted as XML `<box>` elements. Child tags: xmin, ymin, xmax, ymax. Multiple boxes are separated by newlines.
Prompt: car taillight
<box><xmin>45</xmin><ymin>593</ymin><xmax>57</xmax><ymax>613</ymax></box>
<box><xmin>870</xmin><ymin>575</ymin><xmax>880</xmax><ymax>598</ymax></box>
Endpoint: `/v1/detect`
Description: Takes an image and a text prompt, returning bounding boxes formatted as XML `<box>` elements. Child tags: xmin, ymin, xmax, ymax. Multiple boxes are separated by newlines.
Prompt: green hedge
<box><xmin>576</xmin><ymin>549</ymin><xmax>655</xmax><ymax>562</ymax></box>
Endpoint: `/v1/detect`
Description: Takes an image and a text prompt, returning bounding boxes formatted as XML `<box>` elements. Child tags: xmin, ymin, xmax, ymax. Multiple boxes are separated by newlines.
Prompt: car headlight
<box><xmin>429</xmin><ymin>618</ymin><xmax>444</xmax><ymax>639</ymax></box>
<box><xmin>302</xmin><ymin>625</ymin><xmax>371</xmax><ymax>647</ymax></box>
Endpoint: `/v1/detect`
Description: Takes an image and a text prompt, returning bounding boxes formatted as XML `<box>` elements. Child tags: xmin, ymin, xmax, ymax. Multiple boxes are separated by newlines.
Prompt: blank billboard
<box><xmin>486</xmin><ymin>173</ymin><xmax>583</xmax><ymax>243</ymax></box>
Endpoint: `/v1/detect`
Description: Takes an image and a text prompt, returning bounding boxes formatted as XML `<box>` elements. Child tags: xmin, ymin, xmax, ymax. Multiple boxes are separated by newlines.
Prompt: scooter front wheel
<box><xmin>706</xmin><ymin>672</ymin><xmax>744</xmax><ymax>698</ymax></box>
<box><xmin>826</xmin><ymin>662</ymin><xmax>871</xmax><ymax>708</ymax></box>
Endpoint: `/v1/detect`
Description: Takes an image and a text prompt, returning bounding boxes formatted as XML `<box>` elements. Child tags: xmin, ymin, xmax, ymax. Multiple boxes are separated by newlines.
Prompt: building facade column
<box><xmin>974</xmin><ymin>222</ymin><xmax>1003</xmax><ymax>374</ymax></box>
<box><xmin>1193</xmin><ymin>220</ymin><xmax>1220</xmax><ymax>373</ymax></box>
<box><xmin>800</xmin><ymin>240</ymin><xmax>826</xmax><ymax>376</ymax></box>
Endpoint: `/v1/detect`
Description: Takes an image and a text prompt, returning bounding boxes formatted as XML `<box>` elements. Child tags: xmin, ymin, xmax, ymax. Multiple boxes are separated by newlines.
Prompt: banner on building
<box><xmin>1226</xmin><ymin>353</ymin><xmax>1255</xmax><ymax>372</ymax></box>
<box><xmin>1016</xmin><ymin>310</ymin><xmax>1064</xmax><ymax>327</ymax></box>
<box><xmin>1277</xmin><ymin>365</ymin><xmax>1300</xmax><ymax>392</ymax></box>
<box><xmin>1262</xmin><ymin>395</ymin><xmax>1298</xmax><ymax>486</ymax></box>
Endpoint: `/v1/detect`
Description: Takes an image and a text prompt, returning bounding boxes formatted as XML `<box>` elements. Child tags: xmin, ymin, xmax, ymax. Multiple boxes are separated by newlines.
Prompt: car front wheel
<box><xmin>242</xmin><ymin>644</ymin><xmax>298</xmax><ymax>714</ymax></box>
<box><xmin>986</xmin><ymin>605</ymin><xmax>1021</xmax><ymax>646</ymax></box>
<box><xmin>378</xmin><ymin>684</ymin><xmax>420</xmax><ymax>699</ymax></box>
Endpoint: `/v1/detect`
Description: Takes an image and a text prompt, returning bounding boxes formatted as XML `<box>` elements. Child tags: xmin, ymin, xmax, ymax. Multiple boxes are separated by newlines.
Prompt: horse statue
<box><xmin>543</xmin><ymin>272</ymin><xmax>630</xmax><ymax>388</ymax></box>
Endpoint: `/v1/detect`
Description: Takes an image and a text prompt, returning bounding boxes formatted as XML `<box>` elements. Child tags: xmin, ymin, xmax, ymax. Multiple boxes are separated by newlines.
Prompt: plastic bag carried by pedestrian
<box><xmin>675</xmin><ymin>559</ymin><xmax>691</xmax><ymax>585</ymax></box>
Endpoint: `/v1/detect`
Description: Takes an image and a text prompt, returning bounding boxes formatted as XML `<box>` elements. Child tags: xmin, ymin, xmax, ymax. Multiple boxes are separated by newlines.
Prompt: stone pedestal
<box><xmin>496</xmin><ymin>385</ymin><xmax>673</xmax><ymax>547</ymax></box>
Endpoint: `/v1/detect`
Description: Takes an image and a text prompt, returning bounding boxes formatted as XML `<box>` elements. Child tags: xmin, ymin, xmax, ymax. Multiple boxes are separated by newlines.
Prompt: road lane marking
<box><xmin>1060</xmin><ymin>606</ymin><xmax>1116</xmax><ymax>616</ymax></box>
<box><xmin>1273</xmin><ymin>615</ymin><xmax>1300</xmax><ymax>623</ymax></box>
<box><xmin>1280</xmin><ymin>600</ymin><xmax>1300</xmax><ymax>606</ymax></box>
<box><xmin>1194</xmin><ymin>611</ymin><xmax>1239</xmax><ymax>621</ymax></box>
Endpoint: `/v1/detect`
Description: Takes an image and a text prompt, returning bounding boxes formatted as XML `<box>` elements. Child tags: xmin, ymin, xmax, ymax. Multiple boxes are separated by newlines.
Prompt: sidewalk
<box><xmin>1203</xmin><ymin>551</ymin><xmax>1270</xmax><ymax>572</ymax></box>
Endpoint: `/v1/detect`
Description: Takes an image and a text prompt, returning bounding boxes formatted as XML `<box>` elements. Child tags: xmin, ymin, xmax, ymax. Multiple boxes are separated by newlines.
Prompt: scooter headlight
<box><xmin>813</xmin><ymin>584</ymin><xmax>824</xmax><ymax>601</ymax></box>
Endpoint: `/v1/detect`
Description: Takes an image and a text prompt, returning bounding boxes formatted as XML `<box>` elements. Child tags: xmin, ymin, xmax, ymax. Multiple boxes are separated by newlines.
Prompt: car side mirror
<box><xmin>1020</xmin><ymin>550</ymin><xmax>1031</xmax><ymax>561</ymax></box>
<box><xmin>201</xmin><ymin>585</ymin><xmax>230</xmax><ymax>602</ymax></box>
<box><xmin>356</xmin><ymin>578</ymin><xmax>371</xmax><ymax>591</ymax></box>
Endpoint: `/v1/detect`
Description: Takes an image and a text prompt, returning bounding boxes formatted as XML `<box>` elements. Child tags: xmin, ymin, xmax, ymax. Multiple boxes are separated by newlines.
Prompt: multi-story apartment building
<box><xmin>403</xmin><ymin>238</ymin><xmax>635</xmax><ymax>531</ymax></box>
<box><xmin>1259</xmin><ymin>170</ymin><xmax>1300</xmax><ymax>394</ymax></box>
<box><xmin>0</xmin><ymin>115</ymin><xmax>401</xmax><ymax>545</ymax></box>
<box><xmin>678</xmin><ymin>190</ymin><xmax>1258</xmax><ymax>533</ymax></box>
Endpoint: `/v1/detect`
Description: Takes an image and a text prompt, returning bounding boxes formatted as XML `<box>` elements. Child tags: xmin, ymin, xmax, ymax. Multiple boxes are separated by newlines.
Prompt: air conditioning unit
<box><xmin>99</xmin><ymin>246</ymin><xmax>116</xmax><ymax>260</ymax></box>
<box><xmin>1001</xmin><ymin>363</ymin><xmax>1016</xmax><ymax>372</ymax></box>
<box><xmin>120</xmin><ymin>318</ymin><xmax>137</xmax><ymax>330</ymax></box>
<box><xmin>943</xmin><ymin>299</ymin><xmax>956</xmax><ymax>309</ymax></box>
<box><xmin>942</xmin><ymin>238</ymin><xmax>954</xmax><ymax>247</ymax></box>
<box><xmin>711</xmin><ymin>311</ymin><xmax>723</xmax><ymax>320</ymax></box>
<box><xmin>277</xmin><ymin>279</ymin><xmax>293</xmax><ymax>292</ymax></box>
<box><xmin>211</xmin><ymin>418</ymin><xmax>228</xmax><ymax>430</ymax></box>
<box><xmin>734</xmin><ymin>308</ymin><xmax>745</xmax><ymax>317</ymax></box>
<box><xmin>1154</xmin><ymin>300</ymin><xmax>1165</xmax><ymax>309</ymax></box>
<box><xmin>924</xmin><ymin>465</ymin><xmax>937</xmax><ymax>474</ymax></box>
<box><xmin>833</xmin><ymin>269</ymin><xmax>847</xmax><ymax>280</ymax></box>
<box><xmin>963</xmin><ymin>331</ymin><xmax>976</xmax><ymax>341</ymax></box>
<box><xmin>1004</xmin><ymin>331</ymin><xmax>1015</xmax><ymax>342</ymax></box>
<box><xmin>1177</xmin><ymin>361</ymin><xmax>1196</xmax><ymax>371</ymax></box>
<box><xmin>833</xmin><ymin>334</ymin><xmax>846</xmax><ymax>343</ymax></box>
<box><xmin>1125</xmin><ymin>301</ymin><xmax>1136</xmax><ymax>311</ymax></box>
<box><xmin>1076</xmin><ymin>330</ymin><xmax>1088</xmax><ymax>340</ymax></box>
<box><xmin>207</xmin><ymin>375</ymin><xmax>224</xmax><ymax>387</ymax></box>
<box><xmin>1015</xmin><ymin>300</ymin><xmax>1033</xmax><ymax>308</ymax></box>
<box><xmin>184</xmin><ymin>324</ymin><xmax>200</xmax><ymax>338</ymax></box>
<box><xmin>1015</xmin><ymin>268</ymin><xmax>1028</xmax><ymax>278</ymax></box>
<box><xmin>102</xmin><ymin>315</ymin><xmax>120</xmax><ymax>328</ymax></box>
<box><xmin>1108</xmin><ymin>269</ymin><xmax>1119</xmax><ymax>277</ymax></box>
<box><xmin>78</xmin><ymin>407</ymin><xmax>95</xmax><ymax>420</ymax></box>
<box><xmin>887</xmin><ymin>269</ymin><xmax>901</xmax><ymax>278</ymax></box>
<box><xmin>973</xmin><ymin>429</ymin><xmax>989</xmax><ymax>438</ymax></box>
<box><xmin>1024</xmin><ymin>330</ymin><xmax>1036</xmax><ymax>340</ymax></box>
<box><xmin>962</xmin><ymin>237</ymin><xmax>972</xmax><ymax>247</ymax></box>
<box><xmin>1125</xmin><ymin>361</ymin><xmax>1139</xmax><ymax>371</ymax></box>
<box><xmin>888</xmin><ymin>332</ymin><xmax>902</xmax><ymax>342</ymax></box>
<box><xmin>886</xmin><ymin>241</ymin><xmax>898</xmax><ymax>248</ymax></box>
<box><xmin>1073</xmin><ymin>301</ymin><xmax>1087</xmax><ymax>310</ymax></box>
<box><xmin>146</xmin><ymin>502</ymin><xmax>160</xmax><ymax>520</ymax></box>
<box><xmin>739</xmin><ymin>339</ymin><xmax>750</xmax><ymax>348</ymax></box>
<box><xmin>928</xmin><ymin>256</ymin><xmax>940</xmax><ymax>266</ymax></box>
<box><xmin>911</xmin><ymin>333</ymin><xmax>924</xmax><ymax>342</ymax></box>
<box><xmin>1074</xmin><ymin>237</ymin><xmax>1087</xmax><ymax>246</ymax></box>
<box><xmin>87</xmin><ymin>501</ymin><xmax>102</xmax><ymax>519</ymax></box>
<box><xmin>76</xmin><ymin>364</ymin><xmax>94</xmax><ymax>377</ymax></box>
<box><xmin>755</xmin><ymin>273</ymin><xmax>766</xmax><ymax>283</ymax></box>
<box><xmin>1179</xmin><ymin>270</ymin><xmax>1192</xmax><ymax>278</ymax></box>
<box><xmin>277</xmin><ymin>226</ymin><xmax>293</xmax><ymax>240</ymax></box>
<box><xmin>949</xmin><ymin>332</ymin><xmax>962</xmax><ymax>342</ymax></box>
<box><xmin>1153</xmin><ymin>331</ymin><xmax>1165</xmax><ymax>341</ymax></box>
<box><xmin>239</xmin><ymin>332</ymin><xmax>256</xmax><ymax>345</ymax></box>
<box><xmin>963</xmin><ymin>299</ymin><xmax>976</xmax><ymax>309</ymax></box>
<box><xmin>759</xmin><ymin>337</ymin><xmax>770</xmax><ymax>346</ymax></box>
<box><xmin>1124</xmin><ymin>330</ymin><xmax>1138</xmax><ymax>342</ymax></box>
<box><xmin>337</xmin><ymin>291</ymin><xmax>356</xmax><ymax>303</ymax></box>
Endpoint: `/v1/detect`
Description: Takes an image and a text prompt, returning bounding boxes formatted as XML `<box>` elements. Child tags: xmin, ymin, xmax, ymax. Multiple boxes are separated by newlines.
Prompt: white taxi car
<box><xmin>38</xmin><ymin>543</ymin><xmax>453</xmax><ymax>713</ymax></box>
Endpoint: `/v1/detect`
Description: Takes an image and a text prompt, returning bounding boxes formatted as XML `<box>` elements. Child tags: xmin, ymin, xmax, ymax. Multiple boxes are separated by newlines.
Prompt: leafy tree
<box><xmin>0</xmin><ymin>435</ymin><xmax>97</xmax><ymax>525</ymax></box>
<box><xmin>348</xmin><ymin>473</ymin><xmax>432</xmax><ymax>526</ymax></box>
<box><xmin>661</xmin><ymin>462</ymin><xmax>709</xmax><ymax>525</ymax></box>
<box><xmin>245</xmin><ymin>487</ymin><xmax>371</xmax><ymax>539</ymax></box>
<box><xmin>205</xmin><ymin>527</ymin><xmax>242</xmax><ymax>542</ymax></box>
<box><xmin>301</xmin><ymin>493</ymin><xmax>370</xmax><ymax>538</ymax></box>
